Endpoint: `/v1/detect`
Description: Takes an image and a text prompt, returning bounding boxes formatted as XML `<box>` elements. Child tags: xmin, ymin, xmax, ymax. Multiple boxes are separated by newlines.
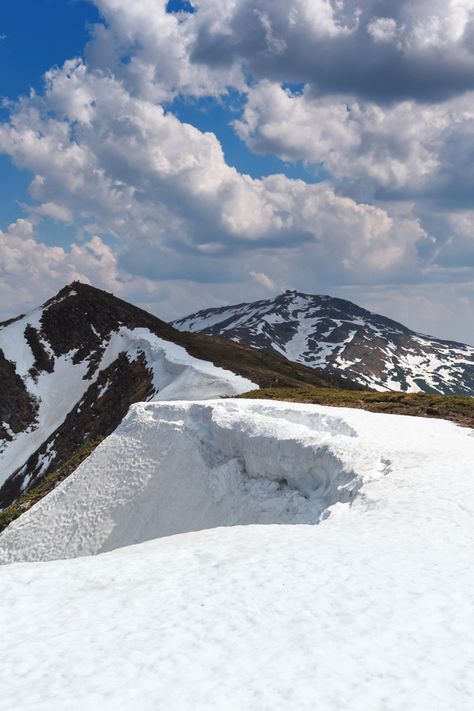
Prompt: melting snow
<box><xmin>174</xmin><ymin>293</ymin><xmax>474</xmax><ymax>394</ymax></box>
<box><xmin>0</xmin><ymin>400</ymin><xmax>474</xmax><ymax>709</ymax></box>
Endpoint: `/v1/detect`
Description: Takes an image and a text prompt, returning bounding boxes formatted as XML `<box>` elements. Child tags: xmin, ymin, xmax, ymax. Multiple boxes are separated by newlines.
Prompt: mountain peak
<box><xmin>0</xmin><ymin>284</ymin><xmax>355</xmax><ymax>512</ymax></box>
<box><xmin>174</xmin><ymin>291</ymin><xmax>474</xmax><ymax>396</ymax></box>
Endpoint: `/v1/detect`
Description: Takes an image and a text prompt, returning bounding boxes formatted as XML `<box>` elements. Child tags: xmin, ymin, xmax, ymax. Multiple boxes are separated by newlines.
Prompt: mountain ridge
<box><xmin>0</xmin><ymin>282</ymin><xmax>357</xmax><ymax>510</ymax></box>
<box><xmin>174</xmin><ymin>289</ymin><xmax>474</xmax><ymax>395</ymax></box>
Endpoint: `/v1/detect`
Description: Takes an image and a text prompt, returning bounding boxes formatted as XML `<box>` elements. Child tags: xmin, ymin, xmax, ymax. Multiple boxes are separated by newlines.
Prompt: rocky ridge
<box><xmin>174</xmin><ymin>289</ymin><xmax>474</xmax><ymax>395</ymax></box>
<box><xmin>0</xmin><ymin>283</ymin><xmax>354</xmax><ymax>509</ymax></box>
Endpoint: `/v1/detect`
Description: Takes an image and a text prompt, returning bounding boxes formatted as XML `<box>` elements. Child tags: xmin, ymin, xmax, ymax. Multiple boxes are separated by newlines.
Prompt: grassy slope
<box><xmin>176</xmin><ymin>331</ymin><xmax>363</xmax><ymax>391</ymax></box>
<box><xmin>239</xmin><ymin>386</ymin><xmax>474</xmax><ymax>429</ymax></box>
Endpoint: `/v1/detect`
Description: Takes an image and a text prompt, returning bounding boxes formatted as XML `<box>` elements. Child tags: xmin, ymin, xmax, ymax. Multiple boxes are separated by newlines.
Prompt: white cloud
<box><xmin>32</xmin><ymin>202</ymin><xmax>73</xmax><ymax>222</ymax></box>
<box><xmin>0</xmin><ymin>59</ymin><xmax>432</xmax><ymax>287</ymax></box>
<box><xmin>235</xmin><ymin>81</ymin><xmax>474</xmax><ymax>201</ymax></box>
<box><xmin>84</xmin><ymin>0</ymin><xmax>474</xmax><ymax>103</ymax></box>
<box><xmin>1</xmin><ymin>0</ymin><xmax>474</xmax><ymax>341</ymax></box>
<box><xmin>86</xmin><ymin>0</ymin><xmax>246</xmax><ymax>101</ymax></box>
<box><xmin>367</xmin><ymin>18</ymin><xmax>401</xmax><ymax>44</ymax></box>
<box><xmin>249</xmin><ymin>271</ymin><xmax>277</xmax><ymax>291</ymax></box>
<box><xmin>0</xmin><ymin>220</ymin><xmax>157</xmax><ymax>321</ymax></box>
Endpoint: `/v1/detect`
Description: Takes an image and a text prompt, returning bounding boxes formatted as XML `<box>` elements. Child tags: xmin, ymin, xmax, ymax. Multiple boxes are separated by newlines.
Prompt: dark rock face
<box><xmin>0</xmin><ymin>282</ymin><xmax>353</xmax><ymax>509</ymax></box>
<box><xmin>0</xmin><ymin>354</ymin><xmax>154</xmax><ymax>509</ymax></box>
<box><xmin>34</xmin><ymin>282</ymin><xmax>179</xmax><ymax>364</ymax></box>
<box><xmin>174</xmin><ymin>290</ymin><xmax>474</xmax><ymax>396</ymax></box>
<box><xmin>0</xmin><ymin>352</ymin><xmax>38</xmax><ymax>439</ymax></box>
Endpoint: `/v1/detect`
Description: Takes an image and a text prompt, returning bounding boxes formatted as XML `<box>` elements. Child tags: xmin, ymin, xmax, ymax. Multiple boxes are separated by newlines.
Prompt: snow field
<box><xmin>1</xmin><ymin>519</ymin><xmax>474</xmax><ymax>711</ymax></box>
<box><xmin>1</xmin><ymin>400</ymin><xmax>474</xmax><ymax>710</ymax></box>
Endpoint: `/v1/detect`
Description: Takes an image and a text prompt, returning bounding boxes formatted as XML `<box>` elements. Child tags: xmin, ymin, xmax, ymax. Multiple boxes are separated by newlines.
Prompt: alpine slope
<box><xmin>1</xmin><ymin>399</ymin><xmax>474</xmax><ymax>710</ymax></box>
<box><xmin>174</xmin><ymin>289</ymin><xmax>474</xmax><ymax>395</ymax></box>
<box><xmin>0</xmin><ymin>282</ymin><xmax>256</xmax><ymax>508</ymax></box>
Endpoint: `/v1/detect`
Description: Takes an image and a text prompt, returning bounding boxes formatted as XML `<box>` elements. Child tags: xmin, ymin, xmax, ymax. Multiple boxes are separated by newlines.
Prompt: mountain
<box><xmin>0</xmin><ymin>282</ymin><xmax>355</xmax><ymax>510</ymax></box>
<box><xmin>174</xmin><ymin>289</ymin><xmax>474</xmax><ymax>395</ymax></box>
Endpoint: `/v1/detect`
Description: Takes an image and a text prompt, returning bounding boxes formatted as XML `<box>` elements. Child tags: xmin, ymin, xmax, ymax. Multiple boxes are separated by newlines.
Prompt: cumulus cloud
<box><xmin>0</xmin><ymin>0</ymin><xmax>474</xmax><ymax>342</ymax></box>
<box><xmin>83</xmin><ymin>0</ymin><xmax>474</xmax><ymax>102</ymax></box>
<box><xmin>0</xmin><ymin>220</ymin><xmax>158</xmax><ymax>321</ymax></box>
<box><xmin>86</xmin><ymin>0</ymin><xmax>245</xmax><ymax>101</ymax></box>
<box><xmin>234</xmin><ymin>82</ymin><xmax>474</xmax><ymax>202</ymax></box>
<box><xmin>0</xmin><ymin>59</ymin><xmax>431</xmax><ymax>288</ymax></box>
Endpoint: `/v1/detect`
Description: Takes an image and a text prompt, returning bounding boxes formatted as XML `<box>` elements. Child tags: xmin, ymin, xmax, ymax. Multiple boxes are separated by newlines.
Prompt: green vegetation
<box><xmin>240</xmin><ymin>386</ymin><xmax>474</xmax><ymax>429</ymax></box>
<box><xmin>178</xmin><ymin>332</ymin><xmax>362</xmax><ymax>391</ymax></box>
<box><xmin>0</xmin><ymin>437</ymin><xmax>104</xmax><ymax>535</ymax></box>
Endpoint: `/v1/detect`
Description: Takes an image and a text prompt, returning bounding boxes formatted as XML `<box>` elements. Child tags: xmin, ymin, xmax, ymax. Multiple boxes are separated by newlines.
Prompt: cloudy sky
<box><xmin>1</xmin><ymin>0</ymin><xmax>474</xmax><ymax>342</ymax></box>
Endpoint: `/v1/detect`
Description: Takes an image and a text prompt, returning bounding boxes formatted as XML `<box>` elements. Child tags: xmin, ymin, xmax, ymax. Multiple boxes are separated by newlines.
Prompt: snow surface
<box><xmin>1</xmin><ymin>400</ymin><xmax>474</xmax><ymax>709</ymax></box>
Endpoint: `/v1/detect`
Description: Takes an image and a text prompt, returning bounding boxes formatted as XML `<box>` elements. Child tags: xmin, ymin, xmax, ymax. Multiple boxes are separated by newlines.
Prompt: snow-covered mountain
<box><xmin>1</xmin><ymin>400</ymin><xmax>474</xmax><ymax>709</ymax></box>
<box><xmin>0</xmin><ymin>283</ymin><xmax>355</xmax><ymax>510</ymax></box>
<box><xmin>174</xmin><ymin>290</ymin><xmax>474</xmax><ymax>395</ymax></box>
<box><xmin>0</xmin><ymin>283</ymin><xmax>257</xmax><ymax>509</ymax></box>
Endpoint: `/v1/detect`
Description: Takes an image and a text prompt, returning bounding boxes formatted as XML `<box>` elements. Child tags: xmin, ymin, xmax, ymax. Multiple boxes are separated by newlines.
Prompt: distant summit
<box><xmin>174</xmin><ymin>290</ymin><xmax>474</xmax><ymax>395</ymax></box>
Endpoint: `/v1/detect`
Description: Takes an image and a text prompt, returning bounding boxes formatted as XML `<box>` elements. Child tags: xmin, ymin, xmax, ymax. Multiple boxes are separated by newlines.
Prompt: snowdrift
<box><xmin>1</xmin><ymin>402</ymin><xmax>474</xmax><ymax>709</ymax></box>
<box><xmin>0</xmin><ymin>400</ymin><xmax>360</xmax><ymax>561</ymax></box>
<box><xmin>1</xmin><ymin>399</ymin><xmax>472</xmax><ymax>563</ymax></box>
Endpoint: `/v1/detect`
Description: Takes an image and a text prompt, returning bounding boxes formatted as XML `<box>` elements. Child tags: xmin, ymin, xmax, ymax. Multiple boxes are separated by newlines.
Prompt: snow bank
<box><xmin>1</xmin><ymin>402</ymin><xmax>474</xmax><ymax>710</ymax></box>
<box><xmin>1</xmin><ymin>399</ymin><xmax>472</xmax><ymax>563</ymax></box>
<box><xmin>0</xmin><ymin>400</ymin><xmax>361</xmax><ymax>561</ymax></box>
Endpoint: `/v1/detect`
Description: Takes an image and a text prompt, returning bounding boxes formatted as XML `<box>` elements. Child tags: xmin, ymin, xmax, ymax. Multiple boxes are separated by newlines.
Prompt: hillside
<box><xmin>174</xmin><ymin>289</ymin><xmax>474</xmax><ymax>395</ymax></box>
<box><xmin>0</xmin><ymin>282</ymin><xmax>355</xmax><ymax>509</ymax></box>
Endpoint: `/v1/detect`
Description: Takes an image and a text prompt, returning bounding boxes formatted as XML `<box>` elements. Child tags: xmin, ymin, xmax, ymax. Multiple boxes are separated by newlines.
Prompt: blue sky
<box><xmin>0</xmin><ymin>0</ymin><xmax>100</xmax><ymax>232</ymax></box>
<box><xmin>0</xmin><ymin>0</ymin><xmax>474</xmax><ymax>342</ymax></box>
<box><xmin>168</xmin><ymin>95</ymin><xmax>326</xmax><ymax>183</ymax></box>
<box><xmin>0</xmin><ymin>0</ymin><xmax>321</xmax><ymax>236</ymax></box>
<box><xmin>0</xmin><ymin>1</ymin><xmax>99</xmax><ymax>99</ymax></box>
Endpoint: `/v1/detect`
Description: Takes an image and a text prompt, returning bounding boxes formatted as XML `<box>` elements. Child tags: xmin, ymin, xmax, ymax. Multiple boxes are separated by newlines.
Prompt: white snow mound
<box><xmin>1</xmin><ymin>399</ymin><xmax>472</xmax><ymax>564</ymax></box>
<box><xmin>1</xmin><ymin>402</ymin><xmax>474</xmax><ymax>710</ymax></box>
<box><xmin>0</xmin><ymin>400</ymin><xmax>361</xmax><ymax>561</ymax></box>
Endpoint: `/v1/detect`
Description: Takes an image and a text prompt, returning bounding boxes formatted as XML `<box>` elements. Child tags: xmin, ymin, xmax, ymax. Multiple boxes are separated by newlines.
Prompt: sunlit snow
<box><xmin>1</xmin><ymin>400</ymin><xmax>474</xmax><ymax>709</ymax></box>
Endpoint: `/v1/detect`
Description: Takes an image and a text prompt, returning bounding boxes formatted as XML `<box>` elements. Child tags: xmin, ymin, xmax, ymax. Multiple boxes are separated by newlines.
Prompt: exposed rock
<box><xmin>174</xmin><ymin>290</ymin><xmax>474</xmax><ymax>395</ymax></box>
